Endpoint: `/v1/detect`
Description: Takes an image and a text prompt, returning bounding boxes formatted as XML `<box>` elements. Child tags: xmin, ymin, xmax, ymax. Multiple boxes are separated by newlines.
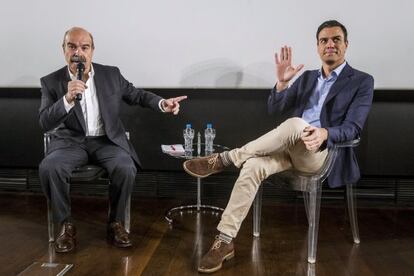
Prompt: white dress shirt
<box><xmin>63</xmin><ymin>65</ymin><xmax>105</xmax><ymax>136</ymax></box>
<box><xmin>63</xmin><ymin>65</ymin><xmax>166</xmax><ymax>137</ymax></box>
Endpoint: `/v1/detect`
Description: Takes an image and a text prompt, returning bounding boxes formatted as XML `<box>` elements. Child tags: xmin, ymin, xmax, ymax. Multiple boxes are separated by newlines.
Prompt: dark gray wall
<box><xmin>1</xmin><ymin>88</ymin><xmax>414</xmax><ymax>177</ymax></box>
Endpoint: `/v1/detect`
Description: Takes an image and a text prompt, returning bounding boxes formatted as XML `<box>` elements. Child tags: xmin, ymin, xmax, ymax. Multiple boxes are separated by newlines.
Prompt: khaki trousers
<box><xmin>217</xmin><ymin>117</ymin><xmax>328</xmax><ymax>238</ymax></box>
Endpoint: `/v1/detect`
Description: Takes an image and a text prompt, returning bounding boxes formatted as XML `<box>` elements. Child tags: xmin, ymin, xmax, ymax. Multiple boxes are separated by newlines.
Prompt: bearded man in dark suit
<box><xmin>39</xmin><ymin>27</ymin><xmax>186</xmax><ymax>253</ymax></box>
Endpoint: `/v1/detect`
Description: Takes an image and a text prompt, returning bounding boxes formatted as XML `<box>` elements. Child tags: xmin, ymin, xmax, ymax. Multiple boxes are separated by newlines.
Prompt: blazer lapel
<box><xmin>58</xmin><ymin>67</ymin><xmax>70</xmax><ymax>100</ymax></box>
<box><xmin>323</xmin><ymin>64</ymin><xmax>354</xmax><ymax>104</ymax></box>
<box><xmin>74</xmin><ymin>101</ymin><xmax>87</xmax><ymax>133</ymax></box>
<box><xmin>92</xmin><ymin>64</ymin><xmax>110</xmax><ymax>128</ymax></box>
<box><xmin>298</xmin><ymin>70</ymin><xmax>319</xmax><ymax>114</ymax></box>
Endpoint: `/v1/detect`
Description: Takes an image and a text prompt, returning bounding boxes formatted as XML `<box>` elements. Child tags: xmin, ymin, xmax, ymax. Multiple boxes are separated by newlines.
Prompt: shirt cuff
<box><xmin>158</xmin><ymin>99</ymin><xmax>166</xmax><ymax>112</ymax></box>
<box><xmin>63</xmin><ymin>95</ymin><xmax>75</xmax><ymax>113</ymax></box>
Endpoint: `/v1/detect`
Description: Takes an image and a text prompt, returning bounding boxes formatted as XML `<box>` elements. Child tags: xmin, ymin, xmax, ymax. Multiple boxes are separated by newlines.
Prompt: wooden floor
<box><xmin>1</xmin><ymin>193</ymin><xmax>413</xmax><ymax>276</ymax></box>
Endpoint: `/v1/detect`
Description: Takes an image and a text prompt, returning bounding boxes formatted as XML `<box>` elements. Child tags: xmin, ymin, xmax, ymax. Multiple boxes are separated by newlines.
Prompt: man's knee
<box><xmin>39</xmin><ymin>157</ymin><xmax>71</xmax><ymax>197</ymax></box>
<box><xmin>112</xmin><ymin>156</ymin><xmax>137</xmax><ymax>178</ymax></box>
<box><xmin>283</xmin><ymin>117</ymin><xmax>309</xmax><ymax>131</ymax></box>
<box><xmin>39</xmin><ymin>157</ymin><xmax>65</xmax><ymax>177</ymax></box>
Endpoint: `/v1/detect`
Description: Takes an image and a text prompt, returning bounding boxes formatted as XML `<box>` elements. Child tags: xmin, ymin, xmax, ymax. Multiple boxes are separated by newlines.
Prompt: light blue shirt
<box><xmin>302</xmin><ymin>62</ymin><xmax>347</xmax><ymax>127</ymax></box>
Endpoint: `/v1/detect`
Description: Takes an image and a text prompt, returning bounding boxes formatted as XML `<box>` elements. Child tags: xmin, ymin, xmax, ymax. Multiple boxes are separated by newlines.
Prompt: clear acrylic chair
<box><xmin>252</xmin><ymin>138</ymin><xmax>361</xmax><ymax>263</ymax></box>
<box><xmin>43</xmin><ymin>131</ymin><xmax>131</xmax><ymax>242</ymax></box>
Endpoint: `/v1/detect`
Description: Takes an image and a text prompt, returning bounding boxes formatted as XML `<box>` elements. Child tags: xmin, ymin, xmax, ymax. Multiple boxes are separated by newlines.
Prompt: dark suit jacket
<box><xmin>39</xmin><ymin>62</ymin><xmax>163</xmax><ymax>168</ymax></box>
<box><xmin>267</xmin><ymin>63</ymin><xmax>374</xmax><ymax>188</ymax></box>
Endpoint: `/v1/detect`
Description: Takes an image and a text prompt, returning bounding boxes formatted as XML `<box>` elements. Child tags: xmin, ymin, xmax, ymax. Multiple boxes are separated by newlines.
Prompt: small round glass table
<box><xmin>163</xmin><ymin>143</ymin><xmax>229</xmax><ymax>224</ymax></box>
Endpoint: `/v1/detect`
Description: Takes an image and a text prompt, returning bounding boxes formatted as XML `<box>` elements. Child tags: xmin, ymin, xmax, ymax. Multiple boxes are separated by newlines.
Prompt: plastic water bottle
<box><xmin>204</xmin><ymin>123</ymin><xmax>216</xmax><ymax>155</ymax></box>
<box><xmin>183</xmin><ymin>124</ymin><xmax>195</xmax><ymax>156</ymax></box>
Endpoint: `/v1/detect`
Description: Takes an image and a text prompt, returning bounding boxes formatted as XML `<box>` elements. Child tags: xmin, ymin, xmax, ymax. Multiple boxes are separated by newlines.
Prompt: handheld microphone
<box><xmin>75</xmin><ymin>62</ymin><xmax>85</xmax><ymax>101</ymax></box>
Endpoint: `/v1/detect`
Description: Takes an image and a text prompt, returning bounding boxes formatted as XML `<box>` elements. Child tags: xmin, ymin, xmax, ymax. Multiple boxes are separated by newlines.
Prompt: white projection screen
<box><xmin>1</xmin><ymin>0</ymin><xmax>413</xmax><ymax>89</ymax></box>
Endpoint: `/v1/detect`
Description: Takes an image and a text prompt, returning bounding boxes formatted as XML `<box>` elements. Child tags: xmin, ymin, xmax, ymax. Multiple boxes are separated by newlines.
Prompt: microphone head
<box><xmin>76</xmin><ymin>61</ymin><xmax>85</xmax><ymax>71</ymax></box>
<box><xmin>72</xmin><ymin>55</ymin><xmax>85</xmax><ymax>82</ymax></box>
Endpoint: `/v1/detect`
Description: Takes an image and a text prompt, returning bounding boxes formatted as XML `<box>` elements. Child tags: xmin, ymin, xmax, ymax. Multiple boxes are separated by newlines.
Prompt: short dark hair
<box><xmin>316</xmin><ymin>20</ymin><xmax>348</xmax><ymax>42</ymax></box>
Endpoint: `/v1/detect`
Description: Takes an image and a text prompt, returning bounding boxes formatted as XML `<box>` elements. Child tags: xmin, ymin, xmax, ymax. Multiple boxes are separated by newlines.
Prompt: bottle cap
<box><xmin>186</xmin><ymin>123</ymin><xmax>192</xmax><ymax>128</ymax></box>
<box><xmin>207</xmin><ymin>123</ymin><xmax>212</xmax><ymax>128</ymax></box>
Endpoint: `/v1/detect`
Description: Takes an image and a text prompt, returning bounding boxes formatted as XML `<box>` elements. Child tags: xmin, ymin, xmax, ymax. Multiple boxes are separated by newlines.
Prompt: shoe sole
<box><xmin>183</xmin><ymin>161</ymin><xmax>214</xmax><ymax>178</ymax></box>
<box><xmin>197</xmin><ymin>250</ymin><xmax>235</xmax><ymax>274</ymax></box>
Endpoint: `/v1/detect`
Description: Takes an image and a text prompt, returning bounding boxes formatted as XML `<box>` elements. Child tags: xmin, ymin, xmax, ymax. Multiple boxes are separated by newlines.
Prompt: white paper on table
<box><xmin>161</xmin><ymin>144</ymin><xmax>185</xmax><ymax>156</ymax></box>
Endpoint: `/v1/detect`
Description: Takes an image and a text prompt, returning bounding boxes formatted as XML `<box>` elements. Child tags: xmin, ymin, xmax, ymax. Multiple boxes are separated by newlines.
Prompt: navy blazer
<box><xmin>39</xmin><ymin>63</ymin><xmax>163</xmax><ymax>168</ymax></box>
<box><xmin>268</xmin><ymin>63</ymin><xmax>374</xmax><ymax>187</ymax></box>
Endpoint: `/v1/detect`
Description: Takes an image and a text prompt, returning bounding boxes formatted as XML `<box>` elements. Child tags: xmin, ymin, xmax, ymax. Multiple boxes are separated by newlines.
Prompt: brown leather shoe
<box><xmin>55</xmin><ymin>222</ymin><xmax>76</xmax><ymax>253</ymax></box>
<box><xmin>107</xmin><ymin>222</ymin><xmax>132</xmax><ymax>248</ymax></box>
<box><xmin>198</xmin><ymin>236</ymin><xmax>235</xmax><ymax>273</ymax></box>
<box><xmin>183</xmin><ymin>153</ymin><xmax>225</xmax><ymax>178</ymax></box>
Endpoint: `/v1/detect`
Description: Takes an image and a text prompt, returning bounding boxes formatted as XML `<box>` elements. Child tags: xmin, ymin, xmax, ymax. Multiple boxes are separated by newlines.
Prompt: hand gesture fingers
<box><xmin>301</xmin><ymin>126</ymin><xmax>317</xmax><ymax>150</ymax></box>
<box><xmin>168</xmin><ymin>99</ymin><xmax>181</xmax><ymax>115</ymax></box>
<box><xmin>294</xmin><ymin>64</ymin><xmax>305</xmax><ymax>74</ymax></box>
<box><xmin>275</xmin><ymin>46</ymin><xmax>304</xmax><ymax>83</ymax></box>
<box><xmin>304</xmin><ymin>141</ymin><xmax>319</xmax><ymax>151</ymax></box>
<box><xmin>172</xmin><ymin>105</ymin><xmax>180</xmax><ymax>115</ymax></box>
<box><xmin>301</xmin><ymin>127</ymin><xmax>328</xmax><ymax>151</ymax></box>
<box><xmin>162</xmin><ymin>95</ymin><xmax>187</xmax><ymax>115</ymax></box>
<box><xmin>280</xmin><ymin>46</ymin><xmax>289</xmax><ymax>62</ymax></box>
<box><xmin>301</xmin><ymin>126</ymin><xmax>316</xmax><ymax>140</ymax></box>
<box><xmin>171</xmin><ymin>95</ymin><xmax>187</xmax><ymax>103</ymax></box>
<box><xmin>274</xmin><ymin>52</ymin><xmax>280</xmax><ymax>65</ymax></box>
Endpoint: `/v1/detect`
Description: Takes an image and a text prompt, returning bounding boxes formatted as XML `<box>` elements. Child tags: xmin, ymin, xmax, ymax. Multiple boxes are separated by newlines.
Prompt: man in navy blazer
<box><xmin>183</xmin><ymin>20</ymin><xmax>374</xmax><ymax>273</ymax></box>
<box><xmin>39</xmin><ymin>27</ymin><xmax>186</xmax><ymax>253</ymax></box>
<box><xmin>267</xmin><ymin>54</ymin><xmax>373</xmax><ymax>188</ymax></box>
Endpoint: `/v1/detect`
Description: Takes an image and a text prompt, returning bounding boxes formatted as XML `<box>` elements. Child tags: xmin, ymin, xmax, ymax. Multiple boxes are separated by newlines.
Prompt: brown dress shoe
<box><xmin>55</xmin><ymin>222</ymin><xmax>76</xmax><ymax>253</ymax></box>
<box><xmin>183</xmin><ymin>153</ymin><xmax>225</xmax><ymax>178</ymax></box>
<box><xmin>107</xmin><ymin>222</ymin><xmax>132</xmax><ymax>248</ymax></box>
<box><xmin>198</xmin><ymin>236</ymin><xmax>235</xmax><ymax>273</ymax></box>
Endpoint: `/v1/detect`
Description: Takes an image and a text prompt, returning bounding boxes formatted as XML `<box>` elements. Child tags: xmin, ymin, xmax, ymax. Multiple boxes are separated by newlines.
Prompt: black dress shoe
<box><xmin>55</xmin><ymin>222</ymin><xmax>76</xmax><ymax>253</ymax></box>
<box><xmin>107</xmin><ymin>222</ymin><xmax>132</xmax><ymax>248</ymax></box>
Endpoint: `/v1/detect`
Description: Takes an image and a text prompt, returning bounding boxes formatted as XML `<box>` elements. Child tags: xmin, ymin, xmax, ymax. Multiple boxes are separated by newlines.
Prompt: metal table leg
<box><xmin>165</xmin><ymin>177</ymin><xmax>224</xmax><ymax>223</ymax></box>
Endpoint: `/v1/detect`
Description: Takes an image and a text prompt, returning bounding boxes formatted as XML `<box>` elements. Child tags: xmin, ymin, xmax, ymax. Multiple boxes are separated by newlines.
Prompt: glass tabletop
<box><xmin>164</xmin><ymin>143</ymin><xmax>230</xmax><ymax>159</ymax></box>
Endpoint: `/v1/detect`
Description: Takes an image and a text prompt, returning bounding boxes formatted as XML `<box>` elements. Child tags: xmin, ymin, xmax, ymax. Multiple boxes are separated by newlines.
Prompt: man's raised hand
<box><xmin>275</xmin><ymin>46</ymin><xmax>304</xmax><ymax>91</ymax></box>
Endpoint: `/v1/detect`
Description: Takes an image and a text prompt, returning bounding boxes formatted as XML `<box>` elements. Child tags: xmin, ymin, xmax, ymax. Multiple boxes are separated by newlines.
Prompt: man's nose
<box><xmin>326</xmin><ymin>39</ymin><xmax>335</xmax><ymax>47</ymax></box>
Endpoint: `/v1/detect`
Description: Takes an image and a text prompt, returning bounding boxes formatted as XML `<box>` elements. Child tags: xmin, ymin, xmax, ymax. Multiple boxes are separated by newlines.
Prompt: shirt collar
<box><xmin>67</xmin><ymin>64</ymin><xmax>95</xmax><ymax>80</ymax></box>
<box><xmin>318</xmin><ymin>61</ymin><xmax>347</xmax><ymax>80</ymax></box>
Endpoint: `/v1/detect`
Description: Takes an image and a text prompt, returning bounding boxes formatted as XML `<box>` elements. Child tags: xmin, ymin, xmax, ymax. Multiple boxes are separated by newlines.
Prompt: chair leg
<box><xmin>253</xmin><ymin>185</ymin><xmax>263</xmax><ymax>237</ymax></box>
<box><xmin>48</xmin><ymin>242</ymin><xmax>56</xmax><ymax>263</ymax></box>
<box><xmin>125</xmin><ymin>195</ymin><xmax>131</xmax><ymax>234</ymax></box>
<box><xmin>303</xmin><ymin>191</ymin><xmax>310</xmax><ymax>223</ymax></box>
<box><xmin>307</xmin><ymin>187</ymin><xmax>322</xmax><ymax>264</ymax></box>
<box><xmin>346</xmin><ymin>184</ymin><xmax>360</xmax><ymax>244</ymax></box>
<box><xmin>307</xmin><ymin>263</ymin><xmax>316</xmax><ymax>276</ymax></box>
<box><xmin>47</xmin><ymin>200</ymin><xmax>54</xmax><ymax>242</ymax></box>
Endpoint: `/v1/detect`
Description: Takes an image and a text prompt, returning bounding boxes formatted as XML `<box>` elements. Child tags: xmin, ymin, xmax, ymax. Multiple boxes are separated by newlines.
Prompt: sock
<box><xmin>218</xmin><ymin>232</ymin><xmax>233</xmax><ymax>244</ymax></box>
<box><xmin>219</xmin><ymin>151</ymin><xmax>232</xmax><ymax>167</ymax></box>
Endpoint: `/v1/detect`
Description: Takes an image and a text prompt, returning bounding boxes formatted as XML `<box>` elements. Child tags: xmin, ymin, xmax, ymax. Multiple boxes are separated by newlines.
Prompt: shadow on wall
<box><xmin>179</xmin><ymin>59</ymin><xmax>274</xmax><ymax>88</ymax></box>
